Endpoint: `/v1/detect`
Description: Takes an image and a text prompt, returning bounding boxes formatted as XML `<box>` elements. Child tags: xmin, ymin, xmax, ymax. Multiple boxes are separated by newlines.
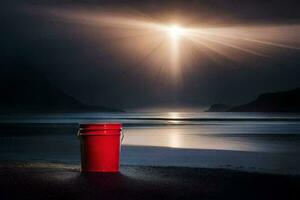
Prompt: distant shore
<box><xmin>207</xmin><ymin>88</ymin><xmax>300</xmax><ymax>112</ymax></box>
<box><xmin>0</xmin><ymin>162</ymin><xmax>299</xmax><ymax>200</ymax></box>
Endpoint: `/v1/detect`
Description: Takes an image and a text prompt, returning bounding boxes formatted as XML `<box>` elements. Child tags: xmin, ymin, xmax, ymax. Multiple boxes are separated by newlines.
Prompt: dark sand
<box><xmin>0</xmin><ymin>162</ymin><xmax>299</xmax><ymax>200</ymax></box>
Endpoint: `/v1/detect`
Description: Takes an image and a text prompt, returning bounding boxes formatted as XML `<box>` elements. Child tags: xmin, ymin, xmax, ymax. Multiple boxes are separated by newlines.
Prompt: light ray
<box><xmin>191</xmin><ymin>28</ymin><xmax>300</xmax><ymax>50</ymax></box>
<box><xmin>189</xmin><ymin>33</ymin><xmax>269</xmax><ymax>57</ymax></box>
<box><xmin>42</xmin><ymin>6</ymin><xmax>300</xmax><ymax>82</ymax></box>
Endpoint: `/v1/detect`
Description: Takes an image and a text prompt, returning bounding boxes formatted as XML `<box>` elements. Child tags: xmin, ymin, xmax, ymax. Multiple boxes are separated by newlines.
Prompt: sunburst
<box><xmin>44</xmin><ymin>7</ymin><xmax>300</xmax><ymax>82</ymax></box>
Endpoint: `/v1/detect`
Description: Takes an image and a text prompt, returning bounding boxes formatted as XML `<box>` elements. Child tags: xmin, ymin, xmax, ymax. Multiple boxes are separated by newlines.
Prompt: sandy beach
<box><xmin>1</xmin><ymin>162</ymin><xmax>299</xmax><ymax>200</ymax></box>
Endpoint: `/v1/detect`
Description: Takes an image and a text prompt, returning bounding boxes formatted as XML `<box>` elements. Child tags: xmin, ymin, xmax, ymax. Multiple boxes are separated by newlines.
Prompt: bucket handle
<box><xmin>121</xmin><ymin>130</ymin><xmax>124</xmax><ymax>143</ymax></box>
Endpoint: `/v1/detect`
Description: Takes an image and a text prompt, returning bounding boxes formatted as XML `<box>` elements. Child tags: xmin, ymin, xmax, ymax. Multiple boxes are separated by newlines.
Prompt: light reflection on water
<box><xmin>1</xmin><ymin>112</ymin><xmax>300</xmax><ymax>173</ymax></box>
<box><xmin>0</xmin><ymin>112</ymin><xmax>300</xmax><ymax>156</ymax></box>
<box><xmin>1</xmin><ymin>111</ymin><xmax>300</xmax><ymax>124</ymax></box>
<box><xmin>122</xmin><ymin>126</ymin><xmax>300</xmax><ymax>152</ymax></box>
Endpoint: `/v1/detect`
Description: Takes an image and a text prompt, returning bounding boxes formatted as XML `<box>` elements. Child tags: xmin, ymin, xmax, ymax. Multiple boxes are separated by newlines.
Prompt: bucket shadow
<box><xmin>80</xmin><ymin>172</ymin><xmax>128</xmax><ymax>189</ymax></box>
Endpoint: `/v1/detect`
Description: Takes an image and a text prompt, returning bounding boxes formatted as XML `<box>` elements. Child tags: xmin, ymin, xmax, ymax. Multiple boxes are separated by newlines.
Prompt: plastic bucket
<box><xmin>78</xmin><ymin>123</ymin><xmax>122</xmax><ymax>172</ymax></box>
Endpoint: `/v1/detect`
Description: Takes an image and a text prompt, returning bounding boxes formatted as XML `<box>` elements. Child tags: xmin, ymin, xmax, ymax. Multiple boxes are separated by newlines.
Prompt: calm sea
<box><xmin>1</xmin><ymin>112</ymin><xmax>300</xmax><ymax>174</ymax></box>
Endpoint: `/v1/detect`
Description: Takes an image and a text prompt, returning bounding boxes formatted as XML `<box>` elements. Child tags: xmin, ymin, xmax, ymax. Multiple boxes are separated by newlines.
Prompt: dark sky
<box><xmin>1</xmin><ymin>0</ymin><xmax>300</xmax><ymax>110</ymax></box>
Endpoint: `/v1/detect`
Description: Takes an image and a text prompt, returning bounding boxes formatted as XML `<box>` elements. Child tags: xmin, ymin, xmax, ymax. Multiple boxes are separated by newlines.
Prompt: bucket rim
<box><xmin>79</xmin><ymin>123</ymin><xmax>122</xmax><ymax>131</ymax></box>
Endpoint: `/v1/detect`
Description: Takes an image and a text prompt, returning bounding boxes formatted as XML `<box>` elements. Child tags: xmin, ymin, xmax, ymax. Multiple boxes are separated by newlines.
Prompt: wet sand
<box><xmin>0</xmin><ymin>162</ymin><xmax>299</xmax><ymax>200</ymax></box>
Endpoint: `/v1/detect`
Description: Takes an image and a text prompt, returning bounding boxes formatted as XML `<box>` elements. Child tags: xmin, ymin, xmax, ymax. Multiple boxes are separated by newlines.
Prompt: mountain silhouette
<box><xmin>229</xmin><ymin>88</ymin><xmax>300</xmax><ymax>112</ymax></box>
<box><xmin>0</xmin><ymin>63</ymin><xmax>122</xmax><ymax>113</ymax></box>
<box><xmin>206</xmin><ymin>104</ymin><xmax>232</xmax><ymax>112</ymax></box>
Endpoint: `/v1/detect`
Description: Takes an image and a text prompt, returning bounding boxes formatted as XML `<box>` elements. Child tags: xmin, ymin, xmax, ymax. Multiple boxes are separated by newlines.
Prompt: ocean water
<box><xmin>1</xmin><ymin>112</ymin><xmax>300</xmax><ymax>174</ymax></box>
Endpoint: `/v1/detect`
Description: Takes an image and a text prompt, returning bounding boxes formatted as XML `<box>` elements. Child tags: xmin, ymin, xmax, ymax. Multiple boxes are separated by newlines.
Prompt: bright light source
<box><xmin>168</xmin><ymin>112</ymin><xmax>180</xmax><ymax>119</ymax></box>
<box><xmin>168</xmin><ymin>25</ymin><xmax>185</xmax><ymax>38</ymax></box>
<box><xmin>47</xmin><ymin>8</ymin><xmax>300</xmax><ymax>82</ymax></box>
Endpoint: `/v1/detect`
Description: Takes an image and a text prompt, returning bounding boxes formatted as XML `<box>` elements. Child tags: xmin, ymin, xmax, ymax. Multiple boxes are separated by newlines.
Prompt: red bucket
<box><xmin>78</xmin><ymin>123</ymin><xmax>122</xmax><ymax>172</ymax></box>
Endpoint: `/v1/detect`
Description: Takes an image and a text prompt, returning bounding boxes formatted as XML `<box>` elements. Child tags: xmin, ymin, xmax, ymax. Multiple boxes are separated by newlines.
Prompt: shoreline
<box><xmin>2</xmin><ymin>145</ymin><xmax>300</xmax><ymax>175</ymax></box>
<box><xmin>1</xmin><ymin>121</ymin><xmax>300</xmax><ymax>175</ymax></box>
